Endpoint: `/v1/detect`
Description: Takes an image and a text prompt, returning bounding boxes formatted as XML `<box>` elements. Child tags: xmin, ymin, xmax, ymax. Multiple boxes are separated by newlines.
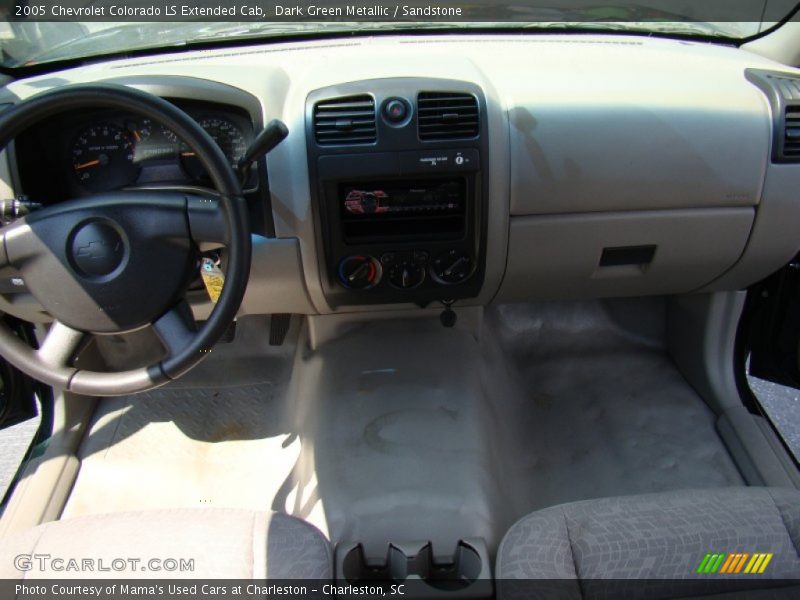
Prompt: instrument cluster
<box><xmin>16</xmin><ymin>99</ymin><xmax>255</xmax><ymax>200</ymax></box>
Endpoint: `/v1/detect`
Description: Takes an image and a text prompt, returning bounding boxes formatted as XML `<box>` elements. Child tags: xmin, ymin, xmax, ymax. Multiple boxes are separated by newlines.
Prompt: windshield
<box><xmin>1</xmin><ymin>1</ymin><xmax>798</xmax><ymax>68</ymax></box>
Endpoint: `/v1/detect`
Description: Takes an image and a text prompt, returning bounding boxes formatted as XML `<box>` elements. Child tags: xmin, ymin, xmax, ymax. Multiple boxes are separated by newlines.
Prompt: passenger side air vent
<box><xmin>747</xmin><ymin>70</ymin><xmax>800</xmax><ymax>163</ymax></box>
<box><xmin>417</xmin><ymin>92</ymin><xmax>479</xmax><ymax>141</ymax></box>
<box><xmin>783</xmin><ymin>106</ymin><xmax>800</xmax><ymax>161</ymax></box>
<box><xmin>313</xmin><ymin>95</ymin><xmax>376</xmax><ymax>145</ymax></box>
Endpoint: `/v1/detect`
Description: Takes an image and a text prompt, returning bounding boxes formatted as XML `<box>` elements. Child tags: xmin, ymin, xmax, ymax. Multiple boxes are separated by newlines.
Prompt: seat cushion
<box><xmin>497</xmin><ymin>487</ymin><xmax>800</xmax><ymax>598</ymax></box>
<box><xmin>0</xmin><ymin>508</ymin><xmax>332</xmax><ymax>579</ymax></box>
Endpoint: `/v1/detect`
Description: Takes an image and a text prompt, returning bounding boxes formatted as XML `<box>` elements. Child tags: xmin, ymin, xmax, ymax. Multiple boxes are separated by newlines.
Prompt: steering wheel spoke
<box><xmin>187</xmin><ymin>193</ymin><xmax>230</xmax><ymax>249</ymax></box>
<box><xmin>0</xmin><ymin>219</ymin><xmax>33</xmax><ymax>268</ymax></box>
<box><xmin>37</xmin><ymin>320</ymin><xmax>86</xmax><ymax>370</ymax></box>
<box><xmin>153</xmin><ymin>301</ymin><xmax>199</xmax><ymax>359</ymax></box>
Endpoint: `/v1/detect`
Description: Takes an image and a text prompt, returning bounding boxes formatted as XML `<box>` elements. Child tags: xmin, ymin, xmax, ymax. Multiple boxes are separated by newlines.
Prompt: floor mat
<box><xmin>60</xmin><ymin>317</ymin><xmax>318</xmax><ymax>524</ymax></box>
<box><xmin>63</xmin><ymin>301</ymin><xmax>744</xmax><ymax>556</ymax></box>
<box><xmin>484</xmin><ymin>300</ymin><xmax>743</xmax><ymax>520</ymax></box>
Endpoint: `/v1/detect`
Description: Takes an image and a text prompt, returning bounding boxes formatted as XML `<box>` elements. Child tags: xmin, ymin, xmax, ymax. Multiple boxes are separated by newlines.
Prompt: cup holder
<box><xmin>337</xmin><ymin>538</ymin><xmax>492</xmax><ymax>598</ymax></box>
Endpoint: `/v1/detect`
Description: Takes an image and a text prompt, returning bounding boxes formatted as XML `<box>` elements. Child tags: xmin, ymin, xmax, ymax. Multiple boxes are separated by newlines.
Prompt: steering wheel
<box><xmin>0</xmin><ymin>84</ymin><xmax>251</xmax><ymax>396</ymax></box>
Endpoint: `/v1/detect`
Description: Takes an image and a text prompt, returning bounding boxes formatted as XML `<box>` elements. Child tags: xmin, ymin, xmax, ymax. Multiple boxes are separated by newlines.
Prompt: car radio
<box><xmin>306</xmin><ymin>80</ymin><xmax>487</xmax><ymax>307</ymax></box>
<box><xmin>340</xmin><ymin>178</ymin><xmax>466</xmax><ymax>241</ymax></box>
<box><xmin>342</xmin><ymin>179</ymin><xmax>464</xmax><ymax>217</ymax></box>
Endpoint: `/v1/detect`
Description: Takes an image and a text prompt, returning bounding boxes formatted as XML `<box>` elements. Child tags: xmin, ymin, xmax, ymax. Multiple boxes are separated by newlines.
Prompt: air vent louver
<box><xmin>417</xmin><ymin>92</ymin><xmax>479</xmax><ymax>141</ymax></box>
<box><xmin>314</xmin><ymin>95</ymin><xmax>376</xmax><ymax>145</ymax></box>
<box><xmin>784</xmin><ymin>106</ymin><xmax>800</xmax><ymax>160</ymax></box>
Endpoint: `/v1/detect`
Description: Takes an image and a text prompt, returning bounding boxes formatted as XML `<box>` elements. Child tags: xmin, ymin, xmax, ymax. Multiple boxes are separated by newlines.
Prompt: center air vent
<box><xmin>417</xmin><ymin>92</ymin><xmax>479</xmax><ymax>141</ymax></box>
<box><xmin>784</xmin><ymin>106</ymin><xmax>800</xmax><ymax>160</ymax></box>
<box><xmin>314</xmin><ymin>95</ymin><xmax>376</xmax><ymax>145</ymax></box>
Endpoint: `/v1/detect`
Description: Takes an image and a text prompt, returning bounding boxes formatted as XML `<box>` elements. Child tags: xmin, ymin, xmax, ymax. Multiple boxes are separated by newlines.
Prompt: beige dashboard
<box><xmin>1</xmin><ymin>34</ymin><xmax>799</xmax><ymax>317</ymax></box>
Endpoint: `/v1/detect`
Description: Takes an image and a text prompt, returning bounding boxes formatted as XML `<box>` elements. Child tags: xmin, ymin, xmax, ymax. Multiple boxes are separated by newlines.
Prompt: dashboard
<box><xmin>0</xmin><ymin>34</ymin><xmax>800</xmax><ymax>320</ymax></box>
<box><xmin>14</xmin><ymin>99</ymin><xmax>255</xmax><ymax>201</ymax></box>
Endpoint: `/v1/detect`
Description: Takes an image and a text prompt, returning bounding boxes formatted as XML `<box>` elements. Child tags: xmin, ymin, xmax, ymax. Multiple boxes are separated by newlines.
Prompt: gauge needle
<box><xmin>181</xmin><ymin>151</ymin><xmax>196</xmax><ymax>157</ymax></box>
<box><xmin>132</xmin><ymin>130</ymin><xmax>141</xmax><ymax>142</ymax></box>
<box><xmin>74</xmin><ymin>159</ymin><xmax>101</xmax><ymax>170</ymax></box>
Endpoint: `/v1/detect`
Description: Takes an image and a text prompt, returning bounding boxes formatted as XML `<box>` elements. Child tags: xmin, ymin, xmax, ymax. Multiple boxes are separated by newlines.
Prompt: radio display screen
<box><xmin>340</xmin><ymin>178</ymin><xmax>465</xmax><ymax>219</ymax></box>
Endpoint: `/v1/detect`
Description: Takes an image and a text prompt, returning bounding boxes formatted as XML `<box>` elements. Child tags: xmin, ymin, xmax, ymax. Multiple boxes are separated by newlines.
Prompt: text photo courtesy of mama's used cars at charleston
<box><xmin>0</xmin><ymin>1</ymin><xmax>799</xmax><ymax>599</ymax></box>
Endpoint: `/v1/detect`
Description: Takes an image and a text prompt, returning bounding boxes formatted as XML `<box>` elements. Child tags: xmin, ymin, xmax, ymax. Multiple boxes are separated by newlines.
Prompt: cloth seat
<box><xmin>0</xmin><ymin>508</ymin><xmax>332</xmax><ymax>579</ymax></box>
<box><xmin>497</xmin><ymin>487</ymin><xmax>800</xmax><ymax>599</ymax></box>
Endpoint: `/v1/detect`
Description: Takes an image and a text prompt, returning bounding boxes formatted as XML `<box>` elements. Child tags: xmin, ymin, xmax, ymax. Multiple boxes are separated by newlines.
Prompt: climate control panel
<box><xmin>337</xmin><ymin>249</ymin><xmax>474</xmax><ymax>293</ymax></box>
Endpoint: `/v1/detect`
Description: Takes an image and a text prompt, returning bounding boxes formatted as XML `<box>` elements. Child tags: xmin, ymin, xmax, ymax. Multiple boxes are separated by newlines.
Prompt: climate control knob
<box><xmin>431</xmin><ymin>250</ymin><xmax>473</xmax><ymax>285</ymax></box>
<box><xmin>338</xmin><ymin>255</ymin><xmax>382</xmax><ymax>290</ymax></box>
<box><xmin>388</xmin><ymin>261</ymin><xmax>426</xmax><ymax>289</ymax></box>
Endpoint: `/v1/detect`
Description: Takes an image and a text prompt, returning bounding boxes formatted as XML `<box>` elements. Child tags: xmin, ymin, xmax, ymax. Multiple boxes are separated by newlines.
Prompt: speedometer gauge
<box><xmin>180</xmin><ymin>116</ymin><xmax>247</xmax><ymax>181</ymax></box>
<box><xmin>72</xmin><ymin>124</ymin><xmax>139</xmax><ymax>192</ymax></box>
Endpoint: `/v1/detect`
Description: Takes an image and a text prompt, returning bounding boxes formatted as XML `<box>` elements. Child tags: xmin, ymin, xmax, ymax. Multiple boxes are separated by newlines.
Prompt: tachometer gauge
<box><xmin>72</xmin><ymin>124</ymin><xmax>139</xmax><ymax>192</ymax></box>
<box><xmin>160</xmin><ymin>124</ymin><xmax>179</xmax><ymax>144</ymax></box>
<box><xmin>181</xmin><ymin>116</ymin><xmax>247</xmax><ymax>181</ymax></box>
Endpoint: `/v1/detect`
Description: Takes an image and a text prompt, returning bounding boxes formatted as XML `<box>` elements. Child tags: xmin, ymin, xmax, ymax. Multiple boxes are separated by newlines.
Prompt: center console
<box><xmin>306</xmin><ymin>79</ymin><xmax>488</xmax><ymax>307</ymax></box>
